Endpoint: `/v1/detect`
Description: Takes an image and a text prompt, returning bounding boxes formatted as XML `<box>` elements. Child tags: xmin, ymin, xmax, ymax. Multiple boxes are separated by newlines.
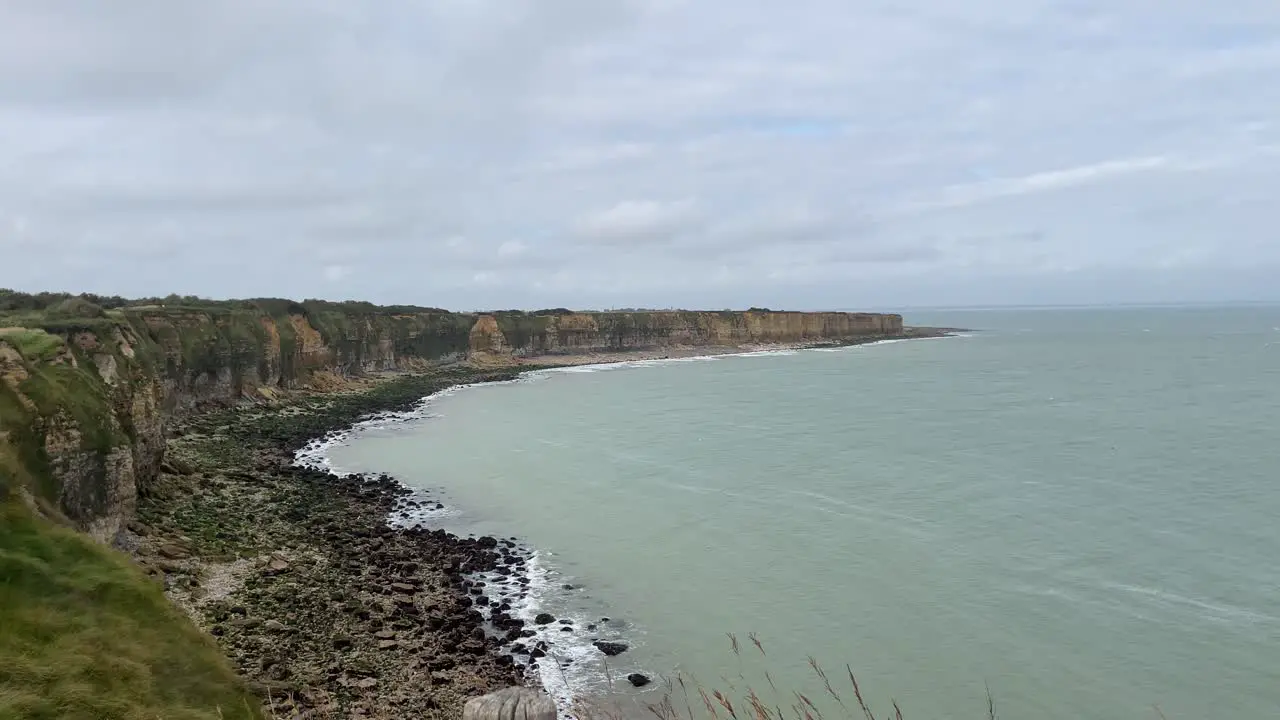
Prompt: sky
<box><xmin>1</xmin><ymin>1</ymin><xmax>1279</xmax><ymax>311</ymax></box>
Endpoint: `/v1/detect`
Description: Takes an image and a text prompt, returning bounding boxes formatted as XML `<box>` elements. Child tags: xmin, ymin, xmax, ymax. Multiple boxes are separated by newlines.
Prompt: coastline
<box><xmin>500</xmin><ymin>328</ymin><xmax>957</xmax><ymax>369</ymax></box>
<box><xmin>128</xmin><ymin>332</ymin><xmax>955</xmax><ymax>718</ymax></box>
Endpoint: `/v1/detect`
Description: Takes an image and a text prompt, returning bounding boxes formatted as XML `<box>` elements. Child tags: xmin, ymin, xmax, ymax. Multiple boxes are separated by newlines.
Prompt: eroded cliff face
<box><xmin>0</xmin><ymin>304</ymin><xmax>900</xmax><ymax>540</ymax></box>
<box><xmin>480</xmin><ymin>310</ymin><xmax>902</xmax><ymax>356</ymax></box>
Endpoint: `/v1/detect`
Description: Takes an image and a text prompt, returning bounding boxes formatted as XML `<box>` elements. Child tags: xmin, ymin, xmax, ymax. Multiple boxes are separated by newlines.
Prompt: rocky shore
<box><xmin>116</xmin><ymin>334</ymin><xmax>958</xmax><ymax>719</ymax></box>
<box><xmin>122</xmin><ymin>367</ymin><xmax>539</xmax><ymax>719</ymax></box>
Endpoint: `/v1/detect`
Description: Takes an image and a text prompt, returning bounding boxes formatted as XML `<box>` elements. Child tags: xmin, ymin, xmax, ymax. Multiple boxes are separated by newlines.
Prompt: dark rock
<box><xmin>593</xmin><ymin>641</ymin><xmax>628</xmax><ymax>657</ymax></box>
<box><xmin>534</xmin><ymin>613</ymin><xmax>555</xmax><ymax>625</ymax></box>
<box><xmin>628</xmin><ymin>673</ymin><xmax>651</xmax><ymax>688</ymax></box>
<box><xmin>332</xmin><ymin>636</ymin><xmax>354</xmax><ymax>651</ymax></box>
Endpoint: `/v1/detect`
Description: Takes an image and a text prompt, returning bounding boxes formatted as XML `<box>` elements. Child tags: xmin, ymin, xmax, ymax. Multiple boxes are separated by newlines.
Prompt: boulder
<box><xmin>592</xmin><ymin>641</ymin><xmax>628</xmax><ymax>657</ymax></box>
<box><xmin>463</xmin><ymin>687</ymin><xmax>556</xmax><ymax>720</ymax></box>
<box><xmin>627</xmin><ymin>673</ymin><xmax>651</xmax><ymax>688</ymax></box>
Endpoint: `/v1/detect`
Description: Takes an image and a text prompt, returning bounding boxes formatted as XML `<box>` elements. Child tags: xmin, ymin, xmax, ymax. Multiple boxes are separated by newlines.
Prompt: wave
<box><xmin>1095</xmin><ymin>580</ymin><xmax>1279</xmax><ymax>627</ymax></box>
<box><xmin>808</xmin><ymin>338</ymin><xmax>914</xmax><ymax>352</ymax></box>
<box><xmin>470</xmin><ymin>550</ymin><xmax>633</xmax><ymax>714</ymax></box>
<box><xmin>1011</xmin><ymin>575</ymin><xmax>1278</xmax><ymax>630</ymax></box>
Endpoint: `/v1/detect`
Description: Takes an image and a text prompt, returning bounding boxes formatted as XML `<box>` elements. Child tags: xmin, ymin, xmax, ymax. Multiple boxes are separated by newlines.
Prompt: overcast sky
<box><xmin>1</xmin><ymin>1</ymin><xmax>1279</xmax><ymax>311</ymax></box>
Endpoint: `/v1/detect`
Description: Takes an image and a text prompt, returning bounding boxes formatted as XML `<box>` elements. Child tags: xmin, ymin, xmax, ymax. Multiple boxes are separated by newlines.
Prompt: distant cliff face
<box><xmin>479</xmin><ymin>310</ymin><xmax>902</xmax><ymax>356</ymax></box>
<box><xmin>0</xmin><ymin>303</ymin><xmax>900</xmax><ymax>540</ymax></box>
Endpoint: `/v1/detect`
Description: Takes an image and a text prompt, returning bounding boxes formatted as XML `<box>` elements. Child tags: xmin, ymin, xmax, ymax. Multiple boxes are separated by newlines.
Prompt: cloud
<box><xmin>1</xmin><ymin>0</ymin><xmax>1279</xmax><ymax>309</ymax></box>
<box><xmin>572</xmin><ymin>200</ymin><xmax>702</xmax><ymax>244</ymax></box>
<box><xmin>899</xmin><ymin>156</ymin><xmax>1177</xmax><ymax>213</ymax></box>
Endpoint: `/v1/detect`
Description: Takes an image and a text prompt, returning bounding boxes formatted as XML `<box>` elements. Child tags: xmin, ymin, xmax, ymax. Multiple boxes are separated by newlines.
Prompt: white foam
<box><xmin>469</xmin><ymin>550</ymin><xmax>629</xmax><ymax>716</ymax></box>
<box><xmin>1097</xmin><ymin>581</ymin><xmax>1279</xmax><ymax>627</ymax></box>
<box><xmin>290</xmin><ymin>376</ymin><xmax>630</xmax><ymax>714</ymax></box>
<box><xmin>536</xmin><ymin>355</ymin><xmax>722</xmax><ymax>375</ymax></box>
<box><xmin>291</xmin><ymin>376</ymin><xmax>537</xmax><ymax>471</ymax></box>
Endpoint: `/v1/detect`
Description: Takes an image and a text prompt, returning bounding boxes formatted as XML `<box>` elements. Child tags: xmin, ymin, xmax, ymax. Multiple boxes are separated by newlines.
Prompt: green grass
<box><xmin>0</xmin><ymin>329</ymin><xmax>64</xmax><ymax>363</ymax></box>
<box><xmin>0</xmin><ymin>498</ymin><xmax>262</xmax><ymax>720</ymax></box>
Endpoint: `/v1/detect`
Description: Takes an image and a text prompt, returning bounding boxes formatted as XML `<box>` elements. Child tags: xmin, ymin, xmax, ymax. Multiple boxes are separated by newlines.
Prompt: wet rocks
<box><xmin>593</xmin><ymin>640</ymin><xmax>629</xmax><ymax>657</ymax></box>
<box><xmin>140</xmin><ymin>368</ymin><xmax>546</xmax><ymax>719</ymax></box>
<box><xmin>533</xmin><ymin>613</ymin><xmax>556</xmax><ymax>625</ymax></box>
<box><xmin>627</xmin><ymin>673</ymin><xmax>651</xmax><ymax>688</ymax></box>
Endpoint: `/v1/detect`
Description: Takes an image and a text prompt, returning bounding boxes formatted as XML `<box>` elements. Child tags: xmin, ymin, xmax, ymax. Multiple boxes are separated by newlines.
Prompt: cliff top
<box><xmin>0</xmin><ymin>289</ymin><xmax>887</xmax><ymax>327</ymax></box>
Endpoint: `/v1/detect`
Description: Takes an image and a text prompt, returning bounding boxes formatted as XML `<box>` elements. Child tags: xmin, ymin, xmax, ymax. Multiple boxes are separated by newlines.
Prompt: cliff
<box><xmin>481</xmin><ymin>310</ymin><xmax>901</xmax><ymax>356</ymax></box>
<box><xmin>0</xmin><ymin>298</ymin><xmax>902</xmax><ymax>540</ymax></box>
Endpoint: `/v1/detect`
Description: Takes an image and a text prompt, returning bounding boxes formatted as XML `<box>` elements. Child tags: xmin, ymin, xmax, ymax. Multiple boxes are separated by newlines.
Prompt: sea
<box><xmin>313</xmin><ymin>305</ymin><xmax>1280</xmax><ymax>719</ymax></box>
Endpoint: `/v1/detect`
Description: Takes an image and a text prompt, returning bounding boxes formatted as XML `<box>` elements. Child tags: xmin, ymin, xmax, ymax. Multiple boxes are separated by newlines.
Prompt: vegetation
<box><xmin>0</xmin><ymin>498</ymin><xmax>261</xmax><ymax>720</ymax></box>
<box><xmin>567</xmin><ymin>634</ymin><xmax>999</xmax><ymax>720</ymax></box>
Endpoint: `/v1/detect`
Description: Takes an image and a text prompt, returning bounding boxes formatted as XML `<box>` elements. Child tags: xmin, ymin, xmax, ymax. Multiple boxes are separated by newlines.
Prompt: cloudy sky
<box><xmin>1</xmin><ymin>1</ymin><xmax>1279</xmax><ymax>311</ymax></box>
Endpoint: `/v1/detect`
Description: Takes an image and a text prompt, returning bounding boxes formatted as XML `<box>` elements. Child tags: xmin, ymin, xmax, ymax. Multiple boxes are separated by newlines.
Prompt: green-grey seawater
<box><xmin>325</xmin><ymin>306</ymin><xmax>1280</xmax><ymax>719</ymax></box>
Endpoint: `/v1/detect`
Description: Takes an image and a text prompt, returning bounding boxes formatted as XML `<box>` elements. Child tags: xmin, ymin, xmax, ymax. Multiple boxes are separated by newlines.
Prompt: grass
<box><xmin>0</xmin><ymin>497</ymin><xmax>262</xmax><ymax>720</ymax></box>
<box><xmin>557</xmin><ymin>633</ymin><xmax>1001</xmax><ymax>720</ymax></box>
<box><xmin>0</xmin><ymin>328</ymin><xmax>64</xmax><ymax>363</ymax></box>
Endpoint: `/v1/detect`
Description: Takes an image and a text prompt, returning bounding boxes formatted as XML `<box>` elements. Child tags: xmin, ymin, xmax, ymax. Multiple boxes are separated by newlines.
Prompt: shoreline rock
<box><xmin>131</xmin><ymin>369</ymin><xmax>536</xmax><ymax>719</ymax></box>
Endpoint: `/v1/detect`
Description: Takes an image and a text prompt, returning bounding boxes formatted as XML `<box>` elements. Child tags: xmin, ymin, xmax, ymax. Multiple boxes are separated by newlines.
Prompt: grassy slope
<box><xmin>0</xmin><ymin>321</ymin><xmax>261</xmax><ymax>720</ymax></box>
<box><xmin>0</xmin><ymin>499</ymin><xmax>260</xmax><ymax>720</ymax></box>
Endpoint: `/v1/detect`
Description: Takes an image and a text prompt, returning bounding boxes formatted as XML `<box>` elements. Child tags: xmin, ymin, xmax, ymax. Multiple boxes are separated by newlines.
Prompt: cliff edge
<box><xmin>0</xmin><ymin>296</ymin><xmax>901</xmax><ymax>540</ymax></box>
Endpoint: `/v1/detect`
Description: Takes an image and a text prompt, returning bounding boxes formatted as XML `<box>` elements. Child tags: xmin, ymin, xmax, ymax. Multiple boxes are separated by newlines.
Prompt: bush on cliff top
<box><xmin>0</xmin><ymin>498</ymin><xmax>262</xmax><ymax>720</ymax></box>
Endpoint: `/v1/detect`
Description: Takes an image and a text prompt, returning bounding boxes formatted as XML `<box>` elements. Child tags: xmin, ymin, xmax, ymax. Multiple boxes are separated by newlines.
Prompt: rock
<box><xmin>333</xmin><ymin>636</ymin><xmax>354</xmax><ymax>651</ymax></box>
<box><xmin>628</xmin><ymin>673</ymin><xmax>651</xmax><ymax>688</ymax></box>
<box><xmin>265</xmin><ymin>557</ymin><xmax>290</xmax><ymax>574</ymax></box>
<box><xmin>230</xmin><ymin>617</ymin><xmax>263</xmax><ymax>630</ymax></box>
<box><xmin>126</xmin><ymin>520</ymin><xmax>154</xmax><ymax>536</ymax></box>
<box><xmin>377</xmin><ymin>639</ymin><xmax>399</xmax><ymax>650</ymax></box>
<box><xmin>533</xmin><ymin>613</ymin><xmax>555</xmax><ymax>625</ymax></box>
<box><xmin>157</xmin><ymin>542</ymin><xmax>190</xmax><ymax>560</ymax></box>
<box><xmin>374</xmin><ymin>629</ymin><xmax>397</xmax><ymax>640</ymax></box>
<box><xmin>463</xmin><ymin>687</ymin><xmax>556</xmax><ymax>720</ymax></box>
<box><xmin>593</xmin><ymin>641</ymin><xmax>628</xmax><ymax>657</ymax></box>
<box><xmin>264</xmin><ymin>619</ymin><xmax>287</xmax><ymax>632</ymax></box>
<box><xmin>390</xmin><ymin>582</ymin><xmax>417</xmax><ymax>593</ymax></box>
<box><xmin>356</xmin><ymin>677</ymin><xmax>379</xmax><ymax>690</ymax></box>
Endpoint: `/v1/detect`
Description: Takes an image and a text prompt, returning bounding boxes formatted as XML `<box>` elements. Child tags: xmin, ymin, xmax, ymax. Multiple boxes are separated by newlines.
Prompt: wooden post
<box><xmin>463</xmin><ymin>686</ymin><xmax>557</xmax><ymax>720</ymax></box>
